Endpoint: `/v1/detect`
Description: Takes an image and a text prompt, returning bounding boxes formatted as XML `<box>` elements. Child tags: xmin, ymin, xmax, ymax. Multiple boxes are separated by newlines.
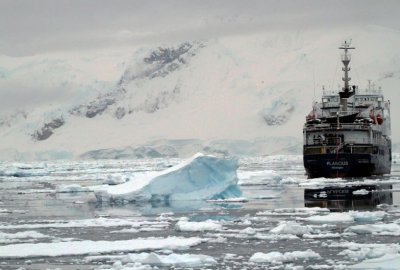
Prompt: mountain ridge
<box><xmin>1</xmin><ymin>27</ymin><xmax>399</xmax><ymax>160</ymax></box>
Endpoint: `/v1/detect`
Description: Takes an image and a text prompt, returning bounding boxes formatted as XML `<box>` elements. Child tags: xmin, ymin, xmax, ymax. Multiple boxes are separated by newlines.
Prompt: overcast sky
<box><xmin>1</xmin><ymin>0</ymin><xmax>399</xmax><ymax>56</ymax></box>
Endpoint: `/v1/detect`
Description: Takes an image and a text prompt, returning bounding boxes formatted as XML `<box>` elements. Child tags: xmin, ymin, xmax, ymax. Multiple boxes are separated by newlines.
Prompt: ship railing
<box><xmin>304</xmin><ymin>122</ymin><xmax>370</xmax><ymax>131</ymax></box>
<box><xmin>304</xmin><ymin>144</ymin><xmax>374</xmax><ymax>155</ymax></box>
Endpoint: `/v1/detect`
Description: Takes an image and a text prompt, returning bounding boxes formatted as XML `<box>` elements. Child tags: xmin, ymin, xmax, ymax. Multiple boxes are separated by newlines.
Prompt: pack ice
<box><xmin>95</xmin><ymin>153</ymin><xmax>241</xmax><ymax>203</ymax></box>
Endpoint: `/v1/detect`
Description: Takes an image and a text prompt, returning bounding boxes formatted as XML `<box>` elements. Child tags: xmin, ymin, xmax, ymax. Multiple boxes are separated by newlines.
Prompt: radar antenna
<box><xmin>338</xmin><ymin>40</ymin><xmax>355</xmax><ymax>112</ymax></box>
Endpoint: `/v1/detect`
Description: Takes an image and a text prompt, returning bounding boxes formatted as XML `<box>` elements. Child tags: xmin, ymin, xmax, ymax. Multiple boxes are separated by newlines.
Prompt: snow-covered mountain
<box><xmin>1</xmin><ymin>26</ymin><xmax>400</xmax><ymax>160</ymax></box>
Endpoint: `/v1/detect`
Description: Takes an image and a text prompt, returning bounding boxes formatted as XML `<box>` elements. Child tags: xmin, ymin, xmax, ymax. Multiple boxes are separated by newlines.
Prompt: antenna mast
<box><xmin>338</xmin><ymin>40</ymin><xmax>355</xmax><ymax>112</ymax></box>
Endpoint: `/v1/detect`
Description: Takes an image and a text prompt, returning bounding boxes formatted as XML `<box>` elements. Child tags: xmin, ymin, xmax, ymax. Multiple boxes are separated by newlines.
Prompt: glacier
<box><xmin>1</xmin><ymin>26</ymin><xmax>399</xmax><ymax>160</ymax></box>
<box><xmin>94</xmin><ymin>153</ymin><xmax>241</xmax><ymax>203</ymax></box>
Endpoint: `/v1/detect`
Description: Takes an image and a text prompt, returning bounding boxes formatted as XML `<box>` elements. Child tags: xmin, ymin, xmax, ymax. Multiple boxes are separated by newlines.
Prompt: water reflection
<box><xmin>304</xmin><ymin>184</ymin><xmax>393</xmax><ymax>211</ymax></box>
<box><xmin>93</xmin><ymin>199</ymin><xmax>243</xmax><ymax>215</ymax></box>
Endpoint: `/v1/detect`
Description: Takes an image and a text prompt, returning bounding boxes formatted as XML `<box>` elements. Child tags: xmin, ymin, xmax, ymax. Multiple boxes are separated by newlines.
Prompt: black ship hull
<box><xmin>304</xmin><ymin>152</ymin><xmax>391</xmax><ymax>178</ymax></box>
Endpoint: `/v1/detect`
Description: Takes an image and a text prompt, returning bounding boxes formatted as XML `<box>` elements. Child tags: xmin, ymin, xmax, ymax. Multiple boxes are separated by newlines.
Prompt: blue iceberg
<box><xmin>95</xmin><ymin>153</ymin><xmax>241</xmax><ymax>203</ymax></box>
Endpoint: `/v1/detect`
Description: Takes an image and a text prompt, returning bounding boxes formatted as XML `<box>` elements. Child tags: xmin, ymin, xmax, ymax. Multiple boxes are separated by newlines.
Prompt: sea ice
<box><xmin>304</xmin><ymin>212</ymin><xmax>354</xmax><ymax>223</ymax></box>
<box><xmin>0</xmin><ymin>237</ymin><xmax>203</xmax><ymax>258</ymax></box>
<box><xmin>175</xmin><ymin>217</ymin><xmax>223</xmax><ymax>232</ymax></box>
<box><xmin>95</xmin><ymin>153</ymin><xmax>241</xmax><ymax>203</ymax></box>
<box><xmin>332</xmin><ymin>242</ymin><xmax>400</xmax><ymax>262</ymax></box>
<box><xmin>270</xmin><ymin>221</ymin><xmax>314</xmax><ymax>236</ymax></box>
<box><xmin>0</xmin><ymin>231</ymin><xmax>49</xmax><ymax>244</ymax></box>
<box><xmin>345</xmin><ymin>223</ymin><xmax>400</xmax><ymax>235</ymax></box>
<box><xmin>249</xmin><ymin>249</ymin><xmax>321</xmax><ymax>263</ymax></box>
<box><xmin>257</xmin><ymin>207</ymin><xmax>329</xmax><ymax>216</ymax></box>
<box><xmin>349</xmin><ymin>211</ymin><xmax>386</xmax><ymax>222</ymax></box>
<box><xmin>0</xmin><ymin>217</ymin><xmax>169</xmax><ymax>230</ymax></box>
<box><xmin>348</xmin><ymin>254</ymin><xmax>400</xmax><ymax>269</ymax></box>
<box><xmin>124</xmin><ymin>252</ymin><xmax>217</xmax><ymax>267</ymax></box>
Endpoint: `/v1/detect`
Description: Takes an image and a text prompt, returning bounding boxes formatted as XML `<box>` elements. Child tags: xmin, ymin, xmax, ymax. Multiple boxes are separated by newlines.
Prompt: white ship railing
<box><xmin>304</xmin><ymin>122</ymin><xmax>371</xmax><ymax>131</ymax></box>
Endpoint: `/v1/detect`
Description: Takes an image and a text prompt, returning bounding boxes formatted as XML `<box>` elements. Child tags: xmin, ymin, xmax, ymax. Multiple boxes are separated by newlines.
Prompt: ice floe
<box><xmin>249</xmin><ymin>249</ymin><xmax>321</xmax><ymax>263</ymax></box>
<box><xmin>175</xmin><ymin>217</ymin><xmax>223</xmax><ymax>232</ymax></box>
<box><xmin>86</xmin><ymin>252</ymin><xmax>216</xmax><ymax>269</ymax></box>
<box><xmin>349</xmin><ymin>210</ymin><xmax>386</xmax><ymax>222</ymax></box>
<box><xmin>345</xmin><ymin>223</ymin><xmax>400</xmax><ymax>235</ymax></box>
<box><xmin>0</xmin><ymin>231</ymin><xmax>50</xmax><ymax>244</ymax></box>
<box><xmin>0</xmin><ymin>217</ymin><xmax>169</xmax><ymax>230</ymax></box>
<box><xmin>270</xmin><ymin>221</ymin><xmax>313</xmax><ymax>236</ymax></box>
<box><xmin>0</xmin><ymin>236</ymin><xmax>203</xmax><ymax>258</ymax></box>
<box><xmin>95</xmin><ymin>153</ymin><xmax>241</xmax><ymax>203</ymax></box>
<box><xmin>303</xmin><ymin>212</ymin><xmax>354</xmax><ymax>223</ymax></box>
<box><xmin>121</xmin><ymin>252</ymin><xmax>216</xmax><ymax>267</ymax></box>
<box><xmin>329</xmin><ymin>242</ymin><xmax>400</xmax><ymax>262</ymax></box>
<box><xmin>257</xmin><ymin>207</ymin><xmax>329</xmax><ymax>216</ymax></box>
<box><xmin>349</xmin><ymin>254</ymin><xmax>400</xmax><ymax>269</ymax></box>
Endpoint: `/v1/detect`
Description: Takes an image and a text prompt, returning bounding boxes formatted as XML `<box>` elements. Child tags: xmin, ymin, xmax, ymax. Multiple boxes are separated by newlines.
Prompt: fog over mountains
<box><xmin>1</xmin><ymin>1</ymin><xmax>399</xmax><ymax>160</ymax></box>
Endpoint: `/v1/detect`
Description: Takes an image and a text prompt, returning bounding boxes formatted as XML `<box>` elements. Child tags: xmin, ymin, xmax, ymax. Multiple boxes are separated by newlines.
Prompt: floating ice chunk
<box><xmin>348</xmin><ymin>254</ymin><xmax>400</xmax><ymax>269</ymax></box>
<box><xmin>103</xmin><ymin>174</ymin><xmax>129</xmax><ymax>185</ymax></box>
<box><xmin>257</xmin><ymin>207</ymin><xmax>329</xmax><ymax>216</ymax></box>
<box><xmin>0</xmin><ymin>237</ymin><xmax>203</xmax><ymax>258</ymax></box>
<box><xmin>270</xmin><ymin>221</ymin><xmax>313</xmax><ymax>236</ymax></box>
<box><xmin>336</xmin><ymin>242</ymin><xmax>400</xmax><ymax>262</ymax></box>
<box><xmin>95</xmin><ymin>153</ymin><xmax>240</xmax><ymax>203</ymax></box>
<box><xmin>349</xmin><ymin>211</ymin><xmax>386</xmax><ymax>222</ymax></box>
<box><xmin>345</xmin><ymin>223</ymin><xmax>400</xmax><ymax>235</ymax></box>
<box><xmin>0</xmin><ymin>218</ymin><xmax>169</xmax><ymax>230</ymax></box>
<box><xmin>239</xmin><ymin>227</ymin><xmax>257</xmax><ymax>235</ymax></box>
<box><xmin>0</xmin><ymin>208</ymin><xmax>12</xmax><ymax>214</ymax></box>
<box><xmin>207</xmin><ymin>197</ymin><xmax>248</xmax><ymax>203</ymax></box>
<box><xmin>303</xmin><ymin>232</ymin><xmax>341</xmax><ymax>239</ymax></box>
<box><xmin>249</xmin><ymin>249</ymin><xmax>321</xmax><ymax>263</ymax></box>
<box><xmin>125</xmin><ymin>252</ymin><xmax>217</xmax><ymax>267</ymax></box>
<box><xmin>304</xmin><ymin>212</ymin><xmax>354</xmax><ymax>223</ymax></box>
<box><xmin>175</xmin><ymin>217</ymin><xmax>223</xmax><ymax>232</ymax></box>
<box><xmin>352</xmin><ymin>189</ymin><xmax>370</xmax><ymax>195</ymax></box>
<box><xmin>280</xmin><ymin>176</ymin><xmax>302</xmax><ymax>184</ymax></box>
<box><xmin>0</xmin><ymin>231</ymin><xmax>49</xmax><ymax>244</ymax></box>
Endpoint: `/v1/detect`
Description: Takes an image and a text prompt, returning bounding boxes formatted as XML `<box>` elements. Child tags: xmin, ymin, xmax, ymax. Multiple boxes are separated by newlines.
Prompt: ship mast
<box><xmin>339</xmin><ymin>40</ymin><xmax>355</xmax><ymax>112</ymax></box>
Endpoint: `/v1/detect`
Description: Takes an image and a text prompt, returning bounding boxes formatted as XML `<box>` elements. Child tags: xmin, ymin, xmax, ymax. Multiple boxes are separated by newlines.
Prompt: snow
<box><xmin>249</xmin><ymin>249</ymin><xmax>321</xmax><ymax>263</ymax></box>
<box><xmin>0</xmin><ymin>237</ymin><xmax>204</xmax><ymax>258</ymax></box>
<box><xmin>94</xmin><ymin>153</ymin><xmax>241</xmax><ymax>203</ymax></box>
<box><xmin>1</xmin><ymin>26</ymin><xmax>400</xmax><ymax>160</ymax></box>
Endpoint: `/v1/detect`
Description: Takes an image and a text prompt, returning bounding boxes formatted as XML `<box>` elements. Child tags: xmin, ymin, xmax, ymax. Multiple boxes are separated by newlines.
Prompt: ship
<box><xmin>303</xmin><ymin>41</ymin><xmax>392</xmax><ymax>178</ymax></box>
